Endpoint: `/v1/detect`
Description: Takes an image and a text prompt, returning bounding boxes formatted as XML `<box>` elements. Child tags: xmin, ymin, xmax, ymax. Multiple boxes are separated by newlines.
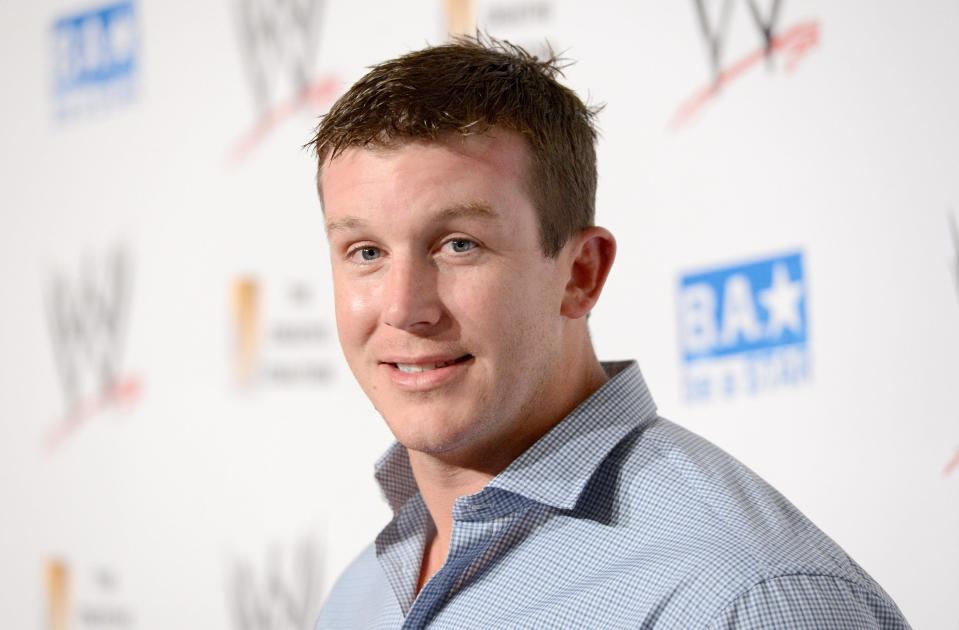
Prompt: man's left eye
<box><xmin>445</xmin><ymin>239</ymin><xmax>476</xmax><ymax>254</ymax></box>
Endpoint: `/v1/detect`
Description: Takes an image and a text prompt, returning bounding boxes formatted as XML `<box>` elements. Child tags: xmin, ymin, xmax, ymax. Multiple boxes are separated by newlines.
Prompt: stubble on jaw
<box><xmin>394</xmin><ymin>338</ymin><xmax>562</xmax><ymax>473</ymax></box>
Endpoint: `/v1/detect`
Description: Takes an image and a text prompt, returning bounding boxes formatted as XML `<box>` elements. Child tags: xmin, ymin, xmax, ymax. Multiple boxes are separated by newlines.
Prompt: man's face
<box><xmin>321</xmin><ymin>130</ymin><xmax>571</xmax><ymax>459</ymax></box>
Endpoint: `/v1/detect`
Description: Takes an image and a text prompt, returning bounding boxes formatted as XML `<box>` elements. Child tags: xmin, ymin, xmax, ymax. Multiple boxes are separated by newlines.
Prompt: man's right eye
<box><xmin>349</xmin><ymin>246</ymin><xmax>382</xmax><ymax>263</ymax></box>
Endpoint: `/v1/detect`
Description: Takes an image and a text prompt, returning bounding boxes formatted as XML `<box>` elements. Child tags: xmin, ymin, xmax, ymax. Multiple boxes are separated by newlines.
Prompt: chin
<box><xmin>382</xmin><ymin>408</ymin><xmax>478</xmax><ymax>455</ymax></box>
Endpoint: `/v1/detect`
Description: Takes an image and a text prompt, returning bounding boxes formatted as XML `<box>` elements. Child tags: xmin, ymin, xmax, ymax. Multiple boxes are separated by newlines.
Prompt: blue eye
<box><xmin>447</xmin><ymin>239</ymin><xmax>475</xmax><ymax>253</ymax></box>
<box><xmin>350</xmin><ymin>246</ymin><xmax>381</xmax><ymax>262</ymax></box>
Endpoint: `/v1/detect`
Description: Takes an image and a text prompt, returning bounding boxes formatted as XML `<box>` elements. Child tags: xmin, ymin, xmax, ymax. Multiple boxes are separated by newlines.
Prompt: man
<box><xmin>309</xmin><ymin>37</ymin><xmax>909</xmax><ymax>629</ymax></box>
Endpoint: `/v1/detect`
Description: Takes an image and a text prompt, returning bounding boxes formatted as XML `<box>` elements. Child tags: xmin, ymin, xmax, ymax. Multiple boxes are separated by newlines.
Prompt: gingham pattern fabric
<box><xmin>315</xmin><ymin>361</ymin><xmax>911</xmax><ymax>629</ymax></box>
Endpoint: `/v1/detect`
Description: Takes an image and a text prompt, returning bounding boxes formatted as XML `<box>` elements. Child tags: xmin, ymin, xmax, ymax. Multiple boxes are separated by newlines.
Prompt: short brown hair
<box><xmin>307</xmin><ymin>36</ymin><xmax>601</xmax><ymax>257</ymax></box>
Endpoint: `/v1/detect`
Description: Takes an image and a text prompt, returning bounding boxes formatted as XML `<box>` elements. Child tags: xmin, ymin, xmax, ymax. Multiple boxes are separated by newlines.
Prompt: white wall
<box><xmin>1</xmin><ymin>1</ymin><xmax>956</xmax><ymax>628</ymax></box>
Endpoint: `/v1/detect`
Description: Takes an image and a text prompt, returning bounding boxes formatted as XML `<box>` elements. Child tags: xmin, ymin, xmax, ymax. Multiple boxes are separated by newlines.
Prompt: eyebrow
<box><xmin>325</xmin><ymin>202</ymin><xmax>499</xmax><ymax>234</ymax></box>
<box><xmin>325</xmin><ymin>215</ymin><xmax>366</xmax><ymax>234</ymax></box>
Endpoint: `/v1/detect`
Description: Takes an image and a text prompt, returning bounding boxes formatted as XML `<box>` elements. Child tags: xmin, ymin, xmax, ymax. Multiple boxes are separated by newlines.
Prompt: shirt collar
<box><xmin>373</xmin><ymin>360</ymin><xmax>657</xmax><ymax>514</ymax></box>
<box><xmin>373</xmin><ymin>442</ymin><xmax>417</xmax><ymax>514</ymax></box>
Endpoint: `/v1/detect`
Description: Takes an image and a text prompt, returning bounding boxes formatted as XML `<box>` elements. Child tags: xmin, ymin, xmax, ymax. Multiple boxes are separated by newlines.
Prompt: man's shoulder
<box><xmin>704</xmin><ymin>572</ymin><xmax>911</xmax><ymax>629</ymax></box>
<box><xmin>605</xmin><ymin>415</ymin><xmax>907</xmax><ymax>625</ymax></box>
<box><xmin>617</xmin><ymin>416</ymin><xmax>849</xmax><ymax>565</ymax></box>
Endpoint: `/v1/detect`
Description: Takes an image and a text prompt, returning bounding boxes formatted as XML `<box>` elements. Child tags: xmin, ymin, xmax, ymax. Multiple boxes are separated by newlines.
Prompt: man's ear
<box><xmin>560</xmin><ymin>227</ymin><xmax>617</xmax><ymax>319</ymax></box>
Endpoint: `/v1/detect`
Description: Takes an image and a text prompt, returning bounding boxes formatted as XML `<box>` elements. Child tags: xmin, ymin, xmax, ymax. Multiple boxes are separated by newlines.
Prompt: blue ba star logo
<box><xmin>678</xmin><ymin>250</ymin><xmax>810</xmax><ymax>401</ymax></box>
<box><xmin>51</xmin><ymin>0</ymin><xmax>138</xmax><ymax>119</ymax></box>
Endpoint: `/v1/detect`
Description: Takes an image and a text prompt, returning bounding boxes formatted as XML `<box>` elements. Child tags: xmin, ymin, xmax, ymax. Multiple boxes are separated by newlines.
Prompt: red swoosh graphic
<box><xmin>228</xmin><ymin>76</ymin><xmax>341</xmax><ymax>165</ymax></box>
<box><xmin>944</xmin><ymin>447</ymin><xmax>959</xmax><ymax>478</ymax></box>
<box><xmin>45</xmin><ymin>375</ymin><xmax>142</xmax><ymax>451</ymax></box>
<box><xmin>671</xmin><ymin>20</ymin><xmax>820</xmax><ymax>130</ymax></box>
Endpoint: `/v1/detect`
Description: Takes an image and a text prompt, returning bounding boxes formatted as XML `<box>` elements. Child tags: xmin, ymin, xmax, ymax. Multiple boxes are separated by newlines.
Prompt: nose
<box><xmin>383</xmin><ymin>255</ymin><xmax>443</xmax><ymax>332</ymax></box>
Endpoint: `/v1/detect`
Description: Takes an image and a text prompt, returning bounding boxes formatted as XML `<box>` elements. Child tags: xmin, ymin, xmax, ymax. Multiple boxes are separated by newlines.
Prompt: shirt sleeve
<box><xmin>707</xmin><ymin>574</ymin><xmax>912</xmax><ymax>630</ymax></box>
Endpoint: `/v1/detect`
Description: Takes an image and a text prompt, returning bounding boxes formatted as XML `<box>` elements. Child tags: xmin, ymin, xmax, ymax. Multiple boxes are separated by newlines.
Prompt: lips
<box><xmin>379</xmin><ymin>354</ymin><xmax>474</xmax><ymax>391</ymax></box>
<box><xmin>392</xmin><ymin>354</ymin><xmax>473</xmax><ymax>373</ymax></box>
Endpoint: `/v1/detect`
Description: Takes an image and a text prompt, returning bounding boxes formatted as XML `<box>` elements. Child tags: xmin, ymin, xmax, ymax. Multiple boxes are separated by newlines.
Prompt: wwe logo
<box><xmin>45</xmin><ymin>248</ymin><xmax>132</xmax><ymax>418</ymax></box>
<box><xmin>228</xmin><ymin>539</ymin><xmax>323</xmax><ymax>630</ymax></box>
<box><xmin>672</xmin><ymin>0</ymin><xmax>817</xmax><ymax>128</ymax></box>
<box><xmin>234</xmin><ymin>0</ymin><xmax>326</xmax><ymax>114</ymax></box>
<box><xmin>693</xmin><ymin>0</ymin><xmax>782</xmax><ymax>83</ymax></box>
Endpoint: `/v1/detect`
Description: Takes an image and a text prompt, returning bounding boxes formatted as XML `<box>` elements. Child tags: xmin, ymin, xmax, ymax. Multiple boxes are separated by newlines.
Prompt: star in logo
<box><xmin>758</xmin><ymin>263</ymin><xmax>803</xmax><ymax>337</ymax></box>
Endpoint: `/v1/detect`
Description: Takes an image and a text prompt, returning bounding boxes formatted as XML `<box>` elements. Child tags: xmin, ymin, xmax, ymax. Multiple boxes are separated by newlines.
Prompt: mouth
<box><xmin>379</xmin><ymin>353</ymin><xmax>474</xmax><ymax>391</ymax></box>
<box><xmin>386</xmin><ymin>354</ymin><xmax>474</xmax><ymax>373</ymax></box>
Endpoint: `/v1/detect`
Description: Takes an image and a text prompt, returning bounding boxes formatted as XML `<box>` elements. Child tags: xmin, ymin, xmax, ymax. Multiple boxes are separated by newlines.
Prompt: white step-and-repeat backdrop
<box><xmin>1</xmin><ymin>1</ymin><xmax>957</xmax><ymax>628</ymax></box>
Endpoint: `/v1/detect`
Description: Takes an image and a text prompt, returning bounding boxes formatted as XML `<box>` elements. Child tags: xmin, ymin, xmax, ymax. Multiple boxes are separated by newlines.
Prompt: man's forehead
<box><xmin>322</xmin><ymin>129</ymin><xmax>514</xmax><ymax>166</ymax></box>
<box><xmin>324</xmin><ymin>201</ymin><xmax>500</xmax><ymax>235</ymax></box>
<box><xmin>318</xmin><ymin>129</ymin><xmax>530</xmax><ymax>202</ymax></box>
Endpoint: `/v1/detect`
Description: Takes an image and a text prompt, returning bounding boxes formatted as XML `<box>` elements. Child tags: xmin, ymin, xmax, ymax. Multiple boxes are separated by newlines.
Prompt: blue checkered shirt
<box><xmin>315</xmin><ymin>361</ymin><xmax>910</xmax><ymax>629</ymax></box>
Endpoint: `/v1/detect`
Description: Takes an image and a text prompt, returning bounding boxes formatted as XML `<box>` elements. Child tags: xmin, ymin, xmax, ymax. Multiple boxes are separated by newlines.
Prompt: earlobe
<box><xmin>560</xmin><ymin>227</ymin><xmax>617</xmax><ymax>319</ymax></box>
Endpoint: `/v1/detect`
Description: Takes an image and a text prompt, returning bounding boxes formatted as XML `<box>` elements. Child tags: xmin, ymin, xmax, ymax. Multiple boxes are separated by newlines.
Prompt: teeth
<box><xmin>395</xmin><ymin>358</ymin><xmax>460</xmax><ymax>373</ymax></box>
<box><xmin>397</xmin><ymin>363</ymin><xmax>436</xmax><ymax>373</ymax></box>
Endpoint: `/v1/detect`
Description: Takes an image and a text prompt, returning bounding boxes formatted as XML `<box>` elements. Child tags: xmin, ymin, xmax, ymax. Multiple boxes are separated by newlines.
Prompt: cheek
<box><xmin>333</xmin><ymin>274</ymin><xmax>381</xmax><ymax>346</ymax></box>
<box><xmin>441</xmin><ymin>264</ymin><xmax>560</xmax><ymax>339</ymax></box>
<box><xmin>439</xmin><ymin>266</ymin><xmax>512</xmax><ymax>330</ymax></box>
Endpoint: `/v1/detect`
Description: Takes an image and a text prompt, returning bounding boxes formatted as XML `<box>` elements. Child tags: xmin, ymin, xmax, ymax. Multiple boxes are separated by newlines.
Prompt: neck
<box><xmin>407</xmin><ymin>339</ymin><xmax>608</xmax><ymax>588</ymax></box>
